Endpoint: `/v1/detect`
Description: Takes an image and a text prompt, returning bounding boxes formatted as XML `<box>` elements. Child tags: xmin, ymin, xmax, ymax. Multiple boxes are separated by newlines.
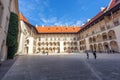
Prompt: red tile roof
<box><xmin>19</xmin><ymin>0</ymin><xmax>120</xmax><ymax>34</ymax></box>
<box><xmin>80</xmin><ymin>0</ymin><xmax>120</xmax><ymax>31</ymax></box>
<box><xmin>19</xmin><ymin>13</ymin><xmax>28</xmax><ymax>22</ymax></box>
<box><xmin>108</xmin><ymin>0</ymin><xmax>120</xmax><ymax>10</ymax></box>
<box><xmin>36</xmin><ymin>26</ymin><xmax>81</xmax><ymax>33</ymax></box>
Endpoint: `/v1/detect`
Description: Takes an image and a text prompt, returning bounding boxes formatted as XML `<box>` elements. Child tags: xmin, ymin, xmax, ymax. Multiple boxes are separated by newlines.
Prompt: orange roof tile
<box><xmin>36</xmin><ymin>26</ymin><xmax>81</xmax><ymax>33</ymax></box>
<box><xmin>19</xmin><ymin>0</ymin><xmax>120</xmax><ymax>34</ymax></box>
<box><xmin>19</xmin><ymin>13</ymin><xmax>28</xmax><ymax>22</ymax></box>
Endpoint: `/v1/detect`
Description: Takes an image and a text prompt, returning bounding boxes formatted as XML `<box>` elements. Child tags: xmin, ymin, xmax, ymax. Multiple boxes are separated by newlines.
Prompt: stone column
<box><xmin>60</xmin><ymin>41</ymin><xmax>64</xmax><ymax>53</ymax></box>
<box><xmin>28</xmin><ymin>37</ymin><xmax>34</xmax><ymax>54</ymax></box>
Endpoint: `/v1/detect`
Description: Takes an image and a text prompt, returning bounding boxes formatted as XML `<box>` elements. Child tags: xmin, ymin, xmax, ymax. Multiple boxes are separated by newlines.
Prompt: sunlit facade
<box><xmin>18</xmin><ymin>0</ymin><xmax>120</xmax><ymax>55</ymax></box>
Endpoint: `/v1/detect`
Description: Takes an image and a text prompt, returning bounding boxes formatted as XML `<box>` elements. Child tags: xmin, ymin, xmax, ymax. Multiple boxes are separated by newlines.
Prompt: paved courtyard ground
<box><xmin>1</xmin><ymin>53</ymin><xmax>120</xmax><ymax>80</ymax></box>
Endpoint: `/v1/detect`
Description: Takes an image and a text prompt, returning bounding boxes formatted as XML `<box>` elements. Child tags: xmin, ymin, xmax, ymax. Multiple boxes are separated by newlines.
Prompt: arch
<box><xmin>102</xmin><ymin>32</ymin><xmax>108</xmax><ymax>40</ymax></box>
<box><xmin>38</xmin><ymin>42</ymin><xmax>41</xmax><ymax>46</ymax></box>
<box><xmin>45</xmin><ymin>42</ymin><xmax>48</xmax><ymax>45</ymax></box>
<box><xmin>90</xmin><ymin>45</ymin><xmax>93</xmax><ymax>51</ymax></box>
<box><xmin>83</xmin><ymin>39</ymin><xmax>86</xmax><ymax>44</ymax></box>
<box><xmin>57</xmin><ymin>47</ymin><xmax>60</xmax><ymax>53</ymax></box>
<box><xmin>80</xmin><ymin>47</ymin><xmax>81</xmax><ymax>50</ymax></box>
<box><xmin>71</xmin><ymin>47</ymin><xmax>74</xmax><ymax>50</ymax></box>
<box><xmin>82</xmin><ymin>46</ymin><xmax>84</xmax><ymax>50</ymax></box>
<box><xmin>108</xmin><ymin>30</ymin><xmax>116</xmax><ymax>39</ymax></box>
<box><xmin>71</xmin><ymin>42</ymin><xmax>74</xmax><ymax>45</ymax></box>
<box><xmin>49</xmin><ymin>47</ymin><xmax>52</xmax><ymax>52</ymax></box>
<box><xmin>84</xmin><ymin>46</ymin><xmax>86</xmax><ymax>50</ymax></box>
<box><xmin>57</xmin><ymin>42</ymin><xmax>60</xmax><ymax>46</ymax></box>
<box><xmin>42</xmin><ymin>42</ymin><xmax>44</xmax><ymax>45</ymax></box>
<box><xmin>42</xmin><ymin>47</ymin><xmax>45</xmax><ymax>51</ymax></box>
<box><xmin>26</xmin><ymin>39</ymin><xmax>29</xmax><ymax>44</ymax></box>
<box><xmin>103</xmin><ymin>42</ymin><xmax>110</xmax><ymax>53</ymax></box>
<box><xmin>79</xmin><ymin>41</ymin><xmax>81</xmax><ymax>45</ymax></box>
<box><xmin>64</xmin><ymin>47</ymin><xmax>66</xmax><ymax>50</ymax></box>
<box><xmin>46</xmin><ymin>42</ymin><xmax>48</xmax><ymax>46</ymax></box>
<box><xmin>53</xmin><ymin>42</ymin><xmax>56</xmax><ymax>45</ymax></box>
<box><xmin>68</xmin><ymin>42</ymin><xmax>70</xmax><ymax>44</ymax></box>
<box><xmin>48</xmin><ymin>42</ymin><xmax>50</xmax><ymax>45</ymax></box>
<box><xmin>110</xmin><ymin>41</ymin><xmax>119</xmax><ymax>53</ymax></box>
<box><xmin>64</xmin><ymin>42</ymin><xmax>66</xmax><ymax>45</ymax></box>
<box><xmin>50</xmin><ymin>42</ymin><xmax>52</xmax><ymax>46</ymax></box>
<box><xmin>66</xmin><ymin>42</ymin><xmax>69</xmax><ymax>44</ymax></box>
<box><xmin>45</xmin><ymin>47</ymin><xmax>48</xmax><ymax>50</ymax></box>
<box><xmin>75</xmin><ymin>47</ymin><xmax>77</xmax><ymax>50</ymax></box>
<box><xmin>53</xmin><ymin>47</ymin><xmax>55</xmax><ymax>52</ymax></box>
<box><xmin>89</xmin><ymin>37</ymin><xmax>92</xmax><ymax>43</ymax></box>
<box><xmin>37</xmin><ymin>48</ymin><xmax>41</xmax><ymax>53</ymax></box>
<box><xmin>98</xmin><ymin>43</ymin><xmax>103</xmax><ymax>53</ymax></box>
<box><xmin>74</xmin><ymin>42</ymin><xmax>77</xmax><ymax>45</ymax></box>
<box><xmin>94</xmin><ymin>44</ymin><xmax>97</xmax><ymax>51</ymax></box>
<box><xmin>93</xmin><ymin>36</ymin><xmax>97</xmax><ymax>42</ymax></box>
<box><xmin>97</xmin><ymin>34</ymin><xmax>102</xmax><ymax>42</ymax></box>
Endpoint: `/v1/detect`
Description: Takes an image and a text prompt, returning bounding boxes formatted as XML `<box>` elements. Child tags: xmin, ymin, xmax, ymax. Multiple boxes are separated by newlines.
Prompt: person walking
<box><xmin>93</xmin><ymin>50</ymin><xmax>97</xmax><ymax>59</ymax></box>
<box><xmin>85</xmin><ymin>51</ymin><xmax>89</xmax><ymax>59</ymax></box>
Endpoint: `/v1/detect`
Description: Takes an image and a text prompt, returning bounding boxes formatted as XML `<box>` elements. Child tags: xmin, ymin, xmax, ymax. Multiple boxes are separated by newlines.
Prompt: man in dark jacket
<box><xmin>93</xmin><ymin>50</ymin><xmax>97</xmax><ymax>59</ymax></box>
<box><xmin>85</xmin><ymin>50</ymin><xmax>89</xmax><ymax>59</ymax></box>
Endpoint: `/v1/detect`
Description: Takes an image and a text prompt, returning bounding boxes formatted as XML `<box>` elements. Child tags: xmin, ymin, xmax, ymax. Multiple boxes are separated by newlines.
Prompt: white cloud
<box><xmin>41</xmin><ymin>17</ymin><xmax>57</xmax><ymax>23</ymax></box>
<box><xmin>19</xmin><ymin>0</ymin><xmax>50</xmax><ymax>25</ymax></box>
<box><xmin>75</xmin><ymin>20</ymin><xmax>83</xmax><ymax>26</ymax></box>
<box><xmin>19</xmin><ymin>0</ymin><xmax>84</xmax><ymax>26</ymax></box>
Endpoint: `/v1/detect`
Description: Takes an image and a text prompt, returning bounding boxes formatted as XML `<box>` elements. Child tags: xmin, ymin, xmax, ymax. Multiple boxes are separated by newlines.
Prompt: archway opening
<box><xmin>98</xmin><ymin>43</ymin><xmax>103</xmax><ymax>53</ymax></box>
<box><xmin>103</xmin><ymin>42</ymin><xmax>110</xmax><ymax>53</ymax></box>
<box><xmin>108</xmin><ymin>30</ymin><xmax>116</xmax><ymax>39</ymax></box>
<box><xmin>110</xmin><ymin>41</ymin><xmax>119</xmax><ymax>53</ymax></box>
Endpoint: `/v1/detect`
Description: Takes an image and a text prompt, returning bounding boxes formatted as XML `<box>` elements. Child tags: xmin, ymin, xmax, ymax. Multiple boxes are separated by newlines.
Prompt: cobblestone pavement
<box><xmin>1</xmin><ymin>54</ymin><xmax>120</xmax><ymax>80</ymax></box>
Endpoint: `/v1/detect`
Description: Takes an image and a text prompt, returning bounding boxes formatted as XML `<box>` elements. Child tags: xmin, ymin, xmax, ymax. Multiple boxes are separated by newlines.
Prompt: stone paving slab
<box><xmin>1</xmin><ymin>54</ymin><xmax>120</xmax><ymax>80</ymax></box>
<box><xmin>0</xmin><ymin>57</ymin><xmax>17</xmax><ymax>80</ymax></box>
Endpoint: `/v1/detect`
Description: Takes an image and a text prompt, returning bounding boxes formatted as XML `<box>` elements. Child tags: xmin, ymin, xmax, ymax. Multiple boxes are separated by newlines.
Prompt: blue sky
<box><xmin>19</xmin><ymin>0</ymin><xmax>110</xmax><ymax>26</ymax></box>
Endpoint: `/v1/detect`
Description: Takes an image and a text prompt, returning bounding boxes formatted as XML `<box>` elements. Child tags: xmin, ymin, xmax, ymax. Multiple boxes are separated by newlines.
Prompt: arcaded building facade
<box><xmin>18</xmin><ymin>0</ymin><xmax>120</xmax><ymax>55</ymax></box>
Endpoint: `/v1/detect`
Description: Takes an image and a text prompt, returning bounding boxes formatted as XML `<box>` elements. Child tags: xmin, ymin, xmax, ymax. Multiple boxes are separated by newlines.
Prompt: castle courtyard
<box><xmin>1</xmin><ymin>53</ymin><xmax>120</xmax><ymax>80</ymax></box>
<box><xmin>0</xmin><ymin>0</ymin><xmax>120</xmax><ymax>80</ymax></box>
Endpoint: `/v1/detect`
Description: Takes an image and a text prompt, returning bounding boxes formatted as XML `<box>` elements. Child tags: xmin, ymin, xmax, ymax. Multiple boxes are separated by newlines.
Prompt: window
<box><xmin>74</xmin><ymin>38</ymin><xmax>76</xmax><ymax>40</ymax></box>
<box><xmin>0</xmin><ymin>1</ymin><xmax>3</xmax><ymax>26</ymax></box>
<box><xmin>101</xmin><ymin>26</ymin><xmax>106</xmax><ymax>31</ymax></box>
<box><xmin>113</xmin><ymin>20</ymin><xmax>120</xmax><ymax>26</ymax></box>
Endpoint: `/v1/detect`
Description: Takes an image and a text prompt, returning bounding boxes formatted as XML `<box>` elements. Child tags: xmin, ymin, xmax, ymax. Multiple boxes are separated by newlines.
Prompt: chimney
<box><xmin>36</xmin><ymin>24</ymin><xmax>38</xmax><ymax>27</ymax></box>
<box><xmin>100</xmin><ymin>7</ymin><xmax>105</xmax><ymax>11</ymax></box>
<box><xmin>87</xmin><ymin>19</ymin><xmax>91</xmax><ymax>22</ymax></box>
<box><xmin>42</xmin><ymin>25</ymin><xmax>44</xmax><ymax>27</ymax></box>
<box><xmin>82</xmin><ymin>24</ymin><xmax>85</xmax><ymax>26</ymax></box>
